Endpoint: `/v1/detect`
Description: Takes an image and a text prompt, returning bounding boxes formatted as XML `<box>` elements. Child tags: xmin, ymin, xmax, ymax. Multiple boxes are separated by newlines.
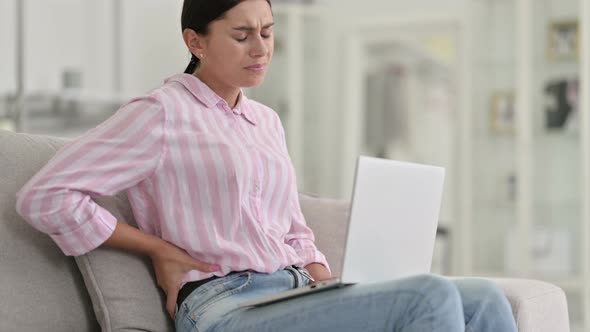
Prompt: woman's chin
<box><xmin>241</xmin><ymin>76</ymin><xmax>266</xmax><ymax>88</ymax></box>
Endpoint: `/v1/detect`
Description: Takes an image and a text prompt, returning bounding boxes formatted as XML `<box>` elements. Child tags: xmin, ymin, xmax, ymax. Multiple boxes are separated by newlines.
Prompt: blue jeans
<box><xmin>175</xmin><ymin>270</ymin><xmax>517</xmax><ymax>332</ymax></box>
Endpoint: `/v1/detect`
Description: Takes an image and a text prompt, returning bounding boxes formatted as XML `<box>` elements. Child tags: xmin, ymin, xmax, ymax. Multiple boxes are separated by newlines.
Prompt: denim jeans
<box><xmin>175</xmin><ymin>270</ymin><xmax>517</xmax><ymax>332</ymax></box>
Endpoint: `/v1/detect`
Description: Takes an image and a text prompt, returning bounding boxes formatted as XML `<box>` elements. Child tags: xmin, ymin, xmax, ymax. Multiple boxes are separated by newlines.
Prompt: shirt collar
<box><xmin>164</xmin><ymin>73</ymin><xmax>257</xmax><ymax>125</ymax></box>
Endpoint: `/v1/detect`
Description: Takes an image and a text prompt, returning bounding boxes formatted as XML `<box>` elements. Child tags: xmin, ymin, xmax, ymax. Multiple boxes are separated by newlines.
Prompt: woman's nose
<box><xmin>250</xmin><ymin>36</ymin><xmax>269</xmax><ymax>57</ymax></box>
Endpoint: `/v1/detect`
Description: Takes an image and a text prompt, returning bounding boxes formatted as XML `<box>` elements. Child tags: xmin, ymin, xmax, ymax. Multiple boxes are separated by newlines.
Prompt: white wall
<box><xmin>0</xmin><ymin>0</ymin><xmax>16</xmax><ymax>94</ymax></box>
<box><xmin>316</xmin><ymin>0</ymin><xmax>465</xmax><ymax>16</ymax></box>
<box><xmin>24</xmin><ymin>0</ymin><xmax>86</xmax><ymax>93</ymax></box>
<box><xmin>120</xmin><ymin>0</ymin><xmax>186</xmax><ymax>95</ymax></box>
<box><xmin>2</xmin><ymin>0</ymin><xmax>186</xmax><ymax>97</ymax></box>
<box><xmin>81</xmin><ymin>1</ymin><xmax>115</xmax><ymax>95</ymax></box>
<box><xmin>0</xmin><ymin>0</ymin><xmax>467</xmax><ymax>95</ymax></box>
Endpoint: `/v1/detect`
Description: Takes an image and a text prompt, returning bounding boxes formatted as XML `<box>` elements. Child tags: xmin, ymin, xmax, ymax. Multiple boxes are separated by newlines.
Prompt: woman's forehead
<box><xmin>220</xmin><ymin>0</ymin><xmax>273</xmax><ymax>27</ymax></box>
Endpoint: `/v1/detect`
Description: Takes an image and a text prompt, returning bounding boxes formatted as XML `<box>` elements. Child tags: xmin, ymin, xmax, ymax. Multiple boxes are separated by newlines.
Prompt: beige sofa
<box><xmin>0</xmin><ymin>129</ymin><xmax>570</xmax><ymax>331</ymax></box>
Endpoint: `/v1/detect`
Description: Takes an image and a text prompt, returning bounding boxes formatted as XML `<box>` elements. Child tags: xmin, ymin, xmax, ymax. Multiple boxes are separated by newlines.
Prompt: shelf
<box><xmin>471</xmin><ymin>127</ymin><xmax>582</xmax><ymax>142</ymax></box>
<box><xmin>533</xmin><ymin>131</ymin><xmax>582</xmax><ymax>141</ymax></box>
<box><xmin>533</xmin><ymin>200</ymin><xmax>580</xmax><ymax>208</ymax></box>
<box><xmin>471</xmin><ymin>199</ymin><xmax>581</xmax><ymax>220</ymax></box>
<box><xmin>472</xmin><ymin>59</ymin><xmax>516</xmax><ymax>68</ymax></box>
<box><xmin>473</xmin><ymin>199</ymin><xmax>516</xmax><ymax>211</ymax></box>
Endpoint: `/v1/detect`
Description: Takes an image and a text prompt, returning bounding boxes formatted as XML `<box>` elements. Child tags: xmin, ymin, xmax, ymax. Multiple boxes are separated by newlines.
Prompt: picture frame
<box><xmin>547</xmin><ymin>20</ymin><xmax>579</xmax><ymax>62</ymax></box>
<box><xmin>489</xmin><ymin>91</ymin><xmax>515</xmax><ymax>135</ymax></box>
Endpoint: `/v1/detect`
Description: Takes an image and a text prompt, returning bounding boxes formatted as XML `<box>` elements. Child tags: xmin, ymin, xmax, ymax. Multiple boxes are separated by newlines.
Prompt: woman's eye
<box><xmin>236</xmin><ymin>36</ymin><xmax>247</xmax><ymax>42</ymax></box>
<box><xmin>262</xmin><ymin>29</ymin><xmax>272</xmax><ymax>39</ymax></box>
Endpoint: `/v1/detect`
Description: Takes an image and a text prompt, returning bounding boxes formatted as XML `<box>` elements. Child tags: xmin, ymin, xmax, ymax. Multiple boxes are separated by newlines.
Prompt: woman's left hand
<box><xmin>304</xmin><ymin>263</ymin><xmax>331</xmax><ymax>283</ymax></box>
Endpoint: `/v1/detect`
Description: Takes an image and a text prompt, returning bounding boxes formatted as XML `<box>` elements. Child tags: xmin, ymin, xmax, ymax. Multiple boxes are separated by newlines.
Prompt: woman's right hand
<box><xmin>101</xmin><ymin>222</ymin><xmax>220</xmax><ymax>320</ymax></box>
<box><xmin>149</xmin><ymin>241</ymin><xmax>220</xmax><ymax>320</ymax></box>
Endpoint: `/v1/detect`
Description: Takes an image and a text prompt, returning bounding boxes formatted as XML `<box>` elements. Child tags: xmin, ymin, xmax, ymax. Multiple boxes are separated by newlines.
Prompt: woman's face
<box><xmin>195</xmin><ymin>0</ymin><xmax>274</xmax><ymax>90</ymax></box>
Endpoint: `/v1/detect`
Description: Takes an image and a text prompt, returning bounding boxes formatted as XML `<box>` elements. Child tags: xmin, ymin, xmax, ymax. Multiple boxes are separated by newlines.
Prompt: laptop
<box><xmin>239</xmin><ymin>155</ymin><xmax>445</xmax><ymax>307</ymax></box>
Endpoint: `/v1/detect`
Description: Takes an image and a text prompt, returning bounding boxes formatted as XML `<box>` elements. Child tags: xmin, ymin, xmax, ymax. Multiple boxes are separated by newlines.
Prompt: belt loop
<box><xmin>284</xmin><ymin>265</ymin><xmax>301</xmax><ymax>288</ymax></box>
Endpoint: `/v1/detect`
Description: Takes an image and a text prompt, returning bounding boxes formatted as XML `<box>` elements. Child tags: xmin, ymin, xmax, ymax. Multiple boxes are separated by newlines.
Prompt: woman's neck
<box><xmin>194</xmin><ymin>70</ymin><xmax>240</xmax><ymax>109</ymax></box>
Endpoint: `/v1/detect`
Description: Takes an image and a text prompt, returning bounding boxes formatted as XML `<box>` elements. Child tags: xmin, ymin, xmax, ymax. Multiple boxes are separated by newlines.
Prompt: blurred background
<box><xmin>0</xmin><ymin>0</ymin><xmax>589</xmax><ymax>330</ymax></box>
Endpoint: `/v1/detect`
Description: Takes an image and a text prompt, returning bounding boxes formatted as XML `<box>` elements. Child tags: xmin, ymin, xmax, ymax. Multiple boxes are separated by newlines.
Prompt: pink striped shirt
<box><xmin>16</xmin><ymin>73</ymin><xmax>329</xmax><ymax>282</ymax></box>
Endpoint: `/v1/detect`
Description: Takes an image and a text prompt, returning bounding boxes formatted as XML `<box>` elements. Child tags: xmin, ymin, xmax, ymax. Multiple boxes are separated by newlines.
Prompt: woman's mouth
<box><xmin>245</xmin><ymin>64</ymin><xmax>266</xmax><ymax>72</ymax></box>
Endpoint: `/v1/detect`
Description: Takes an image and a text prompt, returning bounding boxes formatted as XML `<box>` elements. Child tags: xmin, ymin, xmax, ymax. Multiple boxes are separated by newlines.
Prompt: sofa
<box><xmin>0</xmin><ymin>129</ymin><xmax>570</xmax><ymax>332</ymax></box>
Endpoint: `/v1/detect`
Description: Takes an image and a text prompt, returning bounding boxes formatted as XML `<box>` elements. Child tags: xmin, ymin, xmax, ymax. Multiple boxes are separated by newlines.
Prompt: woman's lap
<box><xmin>175</xmin><ymin>271</ymin><xmax>515</xmax><ymax>332</ymax></box>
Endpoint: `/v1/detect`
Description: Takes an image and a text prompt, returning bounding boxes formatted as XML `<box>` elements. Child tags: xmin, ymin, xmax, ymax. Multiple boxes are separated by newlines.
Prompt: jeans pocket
<box><xmin>186</xmin><ymin>272</ymin><xmax>252</xmax><ymax>325</ymax></box>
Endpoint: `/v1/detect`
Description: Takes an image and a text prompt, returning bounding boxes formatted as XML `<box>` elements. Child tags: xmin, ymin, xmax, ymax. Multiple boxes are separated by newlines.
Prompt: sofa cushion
<box><xmin>75</xmin><ymin>193</ymin><xmax>174</xmax><ymax>332</ymax></box>
<box><xmin>0</xmin><ymin>130</ymin><xmax>100</xmax><ymax>332</ymax></box>
<box><xmin>298</xmin><ymin>193</ymin><xmax>349</xmax><ymax>276</ymax></box>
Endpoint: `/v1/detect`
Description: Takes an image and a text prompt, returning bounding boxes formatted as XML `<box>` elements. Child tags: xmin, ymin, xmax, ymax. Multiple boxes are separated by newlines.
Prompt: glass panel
<box><xmin>530</xmin><ymin>1</ymin><xmax>582</xmax><ymax>328</ymax></box>
<box><xmin>470</xmin><ymin>0</ymin><xmax>518</xmax><ymax>275</ymax></box>
<box><xmin>531</xmin><ymin>0</ymin><xmax>581</xmax><ymax>279</ymax></box>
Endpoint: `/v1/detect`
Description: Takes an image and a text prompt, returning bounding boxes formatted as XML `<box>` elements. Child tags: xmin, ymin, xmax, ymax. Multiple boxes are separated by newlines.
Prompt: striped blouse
<box><xmin>16</xmin><ymin>73</ymin><xmax>329</xmax><ymax>282</ymax></box>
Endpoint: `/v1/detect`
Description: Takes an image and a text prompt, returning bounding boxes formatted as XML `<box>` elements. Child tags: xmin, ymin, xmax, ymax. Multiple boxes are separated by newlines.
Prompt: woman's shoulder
<box><xmin>140</xmin><ymin>80</ymin><xmax>188</xmax><ymax>109</ymax></box>
<box><xmin>245</xmin><ymin>97</ymin><xmax>282</xmax><ymax>123</ymax></box>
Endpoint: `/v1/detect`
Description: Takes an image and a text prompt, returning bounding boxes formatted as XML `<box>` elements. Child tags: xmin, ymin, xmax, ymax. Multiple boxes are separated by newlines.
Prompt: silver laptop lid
<box><xmin>340</xmin><ymin>156</ymin><xmax>445</xmax><ymax>284</ymax></box>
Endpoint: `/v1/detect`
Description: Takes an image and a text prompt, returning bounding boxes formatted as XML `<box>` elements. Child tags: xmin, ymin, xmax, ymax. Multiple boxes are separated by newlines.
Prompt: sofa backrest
<box><xmin>0</xmin><ymin>130</ymin><xmax>100</xmax><ymax>331</ymax></box>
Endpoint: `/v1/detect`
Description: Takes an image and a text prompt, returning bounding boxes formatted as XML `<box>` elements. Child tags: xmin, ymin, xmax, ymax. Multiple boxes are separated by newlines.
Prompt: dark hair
<box><xmin>181</xmin><ymin>0</ymin><xmax>272</xmax><ymax>74</ymax></box>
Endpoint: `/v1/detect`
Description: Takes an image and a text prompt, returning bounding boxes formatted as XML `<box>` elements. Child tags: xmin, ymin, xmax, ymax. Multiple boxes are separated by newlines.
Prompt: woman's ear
<box><xmin>182</xmin><ymin>28</ymin><xmax>206</xmax><ymax>57</ymax></box>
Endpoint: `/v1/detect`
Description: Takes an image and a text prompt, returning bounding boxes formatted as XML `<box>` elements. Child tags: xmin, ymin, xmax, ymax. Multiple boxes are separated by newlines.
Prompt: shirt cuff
<box><xmin>295</xmin><ymin>247</ymin><xmax>331</xmax><ymax>275</ymax></box>
<box><xmin>49</xmin><ymin>208</ymin><xmax>118</xmax><ymax>256</ymax></box>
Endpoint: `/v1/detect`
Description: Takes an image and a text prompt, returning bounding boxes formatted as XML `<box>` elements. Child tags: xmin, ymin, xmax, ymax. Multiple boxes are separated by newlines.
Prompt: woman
<box><xmin>16</xmin><ymin>0</ymin><xmax>517</xmax><ymax>331</ymax></box>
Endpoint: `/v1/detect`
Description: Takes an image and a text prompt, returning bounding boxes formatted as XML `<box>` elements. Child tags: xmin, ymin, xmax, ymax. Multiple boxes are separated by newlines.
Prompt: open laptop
<box><xmin>239</xmin><ymin>155</ymin><xmax>445</xmax><ymax>307</ymax></box>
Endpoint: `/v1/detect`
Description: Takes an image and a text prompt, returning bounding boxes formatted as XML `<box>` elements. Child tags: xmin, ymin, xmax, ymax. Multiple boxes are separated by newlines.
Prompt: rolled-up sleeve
<box><xmin>15</xmin><ymin>95</ymin><xmax>166</xmax><ymax>256</ymax></box>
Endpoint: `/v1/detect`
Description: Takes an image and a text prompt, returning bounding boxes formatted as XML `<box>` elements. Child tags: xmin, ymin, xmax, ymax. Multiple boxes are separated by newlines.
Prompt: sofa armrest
<box><xmin>478</xmin><ymin>278</ymin><xmax>570</xmax><ymax>332</ymax></box>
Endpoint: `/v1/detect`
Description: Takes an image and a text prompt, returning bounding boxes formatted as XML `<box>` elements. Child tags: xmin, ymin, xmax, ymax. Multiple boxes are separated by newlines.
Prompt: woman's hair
<box><xmin>182</xmin><ymin>0</ymin><xmax>272</xmax><ymax>74</ymax></box>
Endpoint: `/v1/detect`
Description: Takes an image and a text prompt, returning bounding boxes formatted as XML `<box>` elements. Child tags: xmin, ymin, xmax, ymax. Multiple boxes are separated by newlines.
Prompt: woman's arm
<box><xmin>15</xmin><ymin>96</ymin><xmax>166</xmax><ymax>256</ymax></box>
<box><xmin>15</xmin><ymin>96</ymin><xmax>209</xmax><ymax>319</ymax></box>
<box><xmin>104</xmin><ymin>221</ymin><xmax>220</xmax><ymax>319</ymax></box>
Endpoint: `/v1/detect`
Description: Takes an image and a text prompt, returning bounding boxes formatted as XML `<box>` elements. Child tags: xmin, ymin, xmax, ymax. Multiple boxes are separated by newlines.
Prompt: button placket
<box><xmin>231</xmin><ymin>114</ymin><xmax>250</xmax><ymax>207</ymax></box>
<box><xmin>250</xmin><ymin>151</ymin><xmax>263</xmax><ymax>220</ymax></box>
<box><xmin>234</xmin><ymin>117</ymin><xmax>262</xmax><ymax>220</ymax></box>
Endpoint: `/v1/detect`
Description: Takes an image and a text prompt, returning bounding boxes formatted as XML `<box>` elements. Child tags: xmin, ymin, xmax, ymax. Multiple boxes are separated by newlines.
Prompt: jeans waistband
<box><xmin>177</xmin><ymin>274</ymin><xmax>219</xmax><ymax>308</ymax></box>
<box><xmin>176</xmin><ymin>266</ymin><xmax>310</xmax><ymax>307</ymax></box>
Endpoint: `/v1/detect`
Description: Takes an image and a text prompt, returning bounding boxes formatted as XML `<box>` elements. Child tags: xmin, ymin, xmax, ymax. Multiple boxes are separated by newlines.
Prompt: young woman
<box><xmin>16</xmin><ymin>1</ymin><xmax>518</xmax><ymax>331</ymax></box>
